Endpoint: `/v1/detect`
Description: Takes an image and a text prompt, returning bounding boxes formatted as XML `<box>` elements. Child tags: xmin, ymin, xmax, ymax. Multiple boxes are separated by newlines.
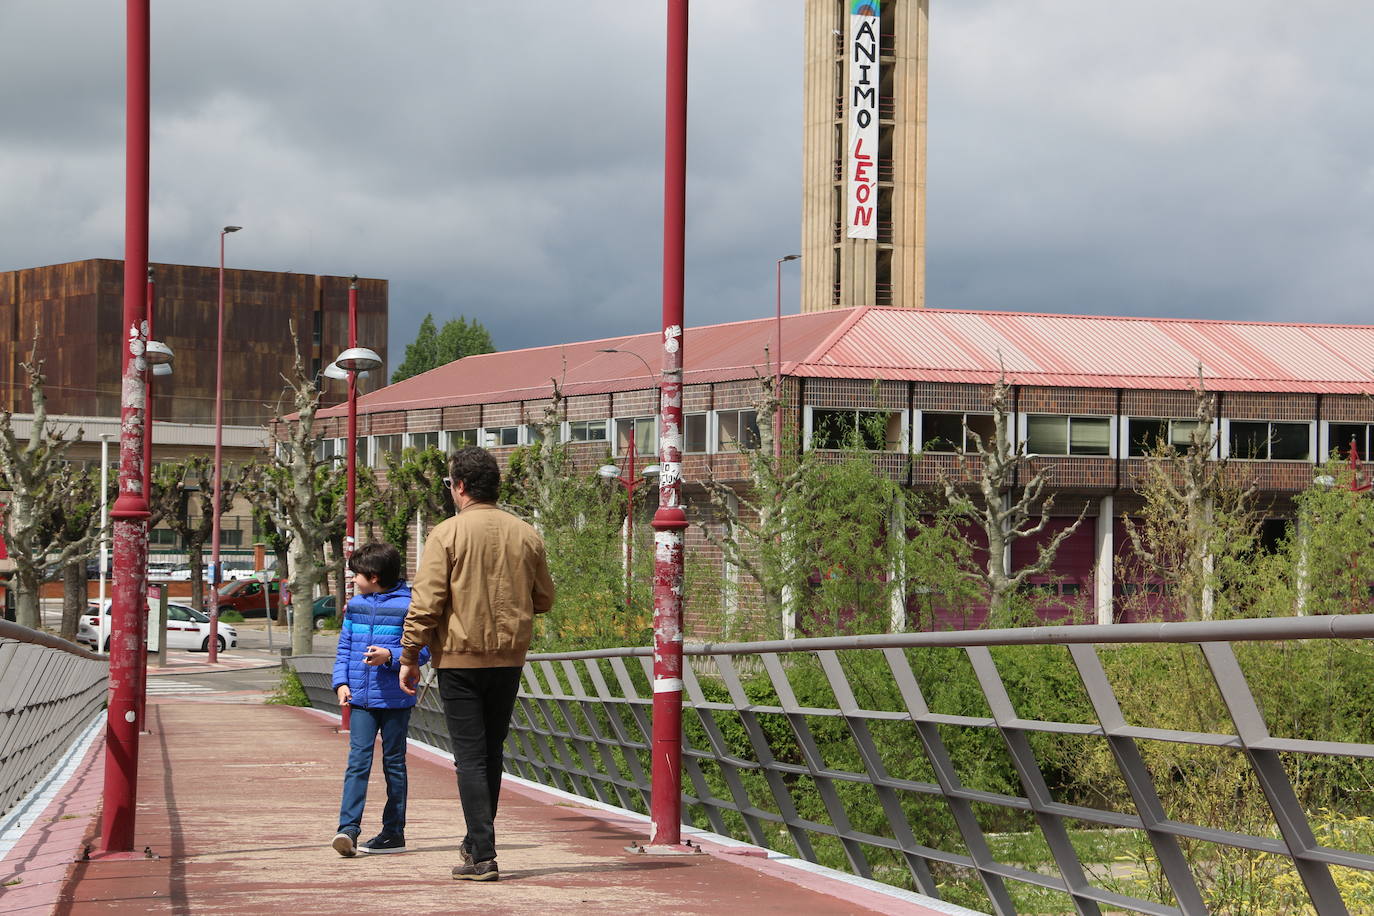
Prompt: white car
<box><xmin>87</xmin><ymin>599</ymin><xmax>238</xmax><ymax>654</ymax></box>
<box><xmin>75</xmin><ymin>618</ymin><xmax>99</xmax><ymax>651</ymax></box>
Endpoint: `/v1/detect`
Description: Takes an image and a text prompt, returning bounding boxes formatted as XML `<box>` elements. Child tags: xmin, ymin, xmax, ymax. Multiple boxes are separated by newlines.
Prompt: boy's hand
<box><xmin>362</xmin><ymin>645</ymin><xmax>392</xmax><ymax>666</ymax></box>
<box><xmin>336</xmin><ymin>685</ymin><xmax>351</xmax><ymax>705</ymax></box>
<box><xmin>399</xmin><ymin>663</ymin><xmax>420</xmax><ymax>696</ymax></box>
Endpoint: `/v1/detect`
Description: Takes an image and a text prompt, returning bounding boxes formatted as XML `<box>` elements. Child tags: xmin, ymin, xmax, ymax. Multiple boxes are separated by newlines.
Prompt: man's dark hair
<box><xmin>348</xmin><ymin>542</ymin><xmax>402</xmax><ymax>588</ymax></box>
<box><xmin>448</xmin><ymin>446</ymin><xmax>501</xmax><ymax>503</ymax></box>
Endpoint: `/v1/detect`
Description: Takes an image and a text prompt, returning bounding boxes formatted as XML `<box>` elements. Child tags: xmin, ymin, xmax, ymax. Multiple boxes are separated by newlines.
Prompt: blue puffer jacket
<box><xmin>331</xmin><ymin>582</ymin><xmax>429</xmax><ymax>709</ymax></box>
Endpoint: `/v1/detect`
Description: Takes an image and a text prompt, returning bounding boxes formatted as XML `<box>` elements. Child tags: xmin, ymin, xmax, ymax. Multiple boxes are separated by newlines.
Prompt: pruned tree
<box><xmin>149</xmin><ymin>456</ymin><xmax>245</xmax><ymax>612</ymax></box>
<box><xmin>42</xmin><ymin>466</ymin><xmax>107</xmax><ymax>640</ymax></box>
<box><xmin>0</xmin><ymin>339</ymin><xmax>101</xmax><ymax>630</ymax></box>
<box><xmin>251</xmin><ymin>325</ymin><xmax>345</xmax><ymax>655</ymax></box>
<box><xmin>695</xmin><ymin>365</ymin><xmax>812</xmax><ymax>638</ymax></box>
<box><xmin>1120</xmin><ymin>373</ymin><xmax>1259</xmax><ymax>620</ymax></box>
<box><xmin>939</xmin><ymin>373</ymin><xmax>1087</xmax><ymax>622</ymax></box>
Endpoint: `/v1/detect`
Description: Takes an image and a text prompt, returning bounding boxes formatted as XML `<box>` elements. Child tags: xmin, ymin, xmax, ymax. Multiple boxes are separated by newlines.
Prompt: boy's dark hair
<box><xmin>448</xmin><ymin>446</ymin><xmax>501</xmax><ymax>503</ymax></box>
<box><xmin>348</xmin><ymin>542</ymin><xmax>402</xmax><ymax>588</ymax></box>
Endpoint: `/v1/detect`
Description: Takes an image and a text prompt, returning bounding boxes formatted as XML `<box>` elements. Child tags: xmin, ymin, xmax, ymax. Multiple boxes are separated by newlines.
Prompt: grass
<box><xmin>219</xmin><ymin>610</ymin><xmax>245</xmax><ymax>623</ymax></box>
<box><xmin>265</xmin><ymin>666</ymin><xmax>311</xmax><ymax>707</ymax></box>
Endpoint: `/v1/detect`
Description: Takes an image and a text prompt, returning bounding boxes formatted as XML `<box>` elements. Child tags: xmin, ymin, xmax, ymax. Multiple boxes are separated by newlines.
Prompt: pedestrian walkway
<box><xmin>145</xmin><ymin>652</ymin><xmax>276</xmax><ymax>676</ymax></box>
<box><xmin>5</xmin><ymin>700</ymin><xmax>974</xmax><ymax>915</ymax></box>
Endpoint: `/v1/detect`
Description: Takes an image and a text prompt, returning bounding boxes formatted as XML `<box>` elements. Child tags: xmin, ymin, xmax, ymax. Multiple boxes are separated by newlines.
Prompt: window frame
<box><xmin>915</xmin><ymin>410</ymin><xmax>998</xmax><ymax>454</ymax></box>
<box><xmin>712</xmin><ymin>408</ymin><xmax>761</xmax><ymax>453</ymax></box>
<box><xmin>803</xmin><ymin>407</ymin><xmax>908</xmax><ymax>452</ymax></box>
<box><xmin>1122</xmin><ymin>416</ymin><xmax>1210</xmax><ymax>458</ymax></box>
<box><xmin>1324</xmin><ymin>421</ymin><xmax>1374</xmax><ymax>460</ymax></box>
<box><xmin>613</xmin><ymin>416</ymin><xmax>658</xmax><ymax>457</ymax></box>
<box><xmin>1222</xmin><ymin>419</ymin><xmax>1314</xmax><ymax>462</ymax></box>
<box><xmin>407</xmin><ymin>431</ymin><xmax>440</xmax><ymax>452</ymax></box>
<box><xmin>1019</xmin><ymin>413</ymin><xmax>1115</xmax><ymax>458</ymax></box>
<box><xmin>480</xmin><ymin>426</ymin><xmax>522</xmax><ymax>449</ymax></box>
<box><xmin>565</xmin><ymin>419</ymin><xmax>610</xmax><ymax>443</ymax></box>
<box><xmin>369</xmin><ymin>433</ymin><xmax>404</xmax><ymax>467</ymax></box>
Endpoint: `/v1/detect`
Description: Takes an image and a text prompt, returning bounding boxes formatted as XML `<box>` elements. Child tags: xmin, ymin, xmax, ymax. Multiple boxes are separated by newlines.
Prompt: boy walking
<box><xmin>331</xmin><ymin>543</ymin><xmax>429</xmax><ymax>857</ymax></box>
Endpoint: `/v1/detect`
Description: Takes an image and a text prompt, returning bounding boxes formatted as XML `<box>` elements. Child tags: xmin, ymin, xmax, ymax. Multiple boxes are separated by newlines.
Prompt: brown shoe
<box><xmin>452</xmin><ymin>859</ymin><xmax>499</xmax><ymax>881</ymax></box>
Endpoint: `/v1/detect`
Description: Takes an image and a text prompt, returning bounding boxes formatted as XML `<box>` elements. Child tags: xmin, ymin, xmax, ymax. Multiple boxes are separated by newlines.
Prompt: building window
<box><xmin>524</xmin><ymin>424</ymin><xmax>550</xmax><ymax>445</ymax></box>
<box><xmin>371</xmin><ymin>434</ymin><xmax>403</xmax><ymax>466</ymax></box>
<box><xmin>685</xmin><ymin>413</ymin><xmax>707</xmax><ymax>453</ymax></box>
<box><xmin>221</xmin><ymin>529</ymin><xmax>244</xmax><ymax>547</ymax></box>
<box><xmin>409</xmin><ymin>431</ymin><xmax>439</xmax><ymax>451</ymax></box>
<box><xmin>149</xmin><ymin>528</ymin><xmax>180</xmax><ymax>547</ymax></box>
<box><xmin>446</xmin><ymin>429</ymin><xmax>477</xmax><ymax>451</ymax></box>
<box><xmin>315</xmin><ymin>438</ymin><xmax>339</xmax><ymax>462</ymax></box>
<box><xmin>715</xmin><ymin>409</ymin><xmax>760</xmax><ymax>452</ymax></box>
<box><xmin>482</xmin><ymin>426</ymin><xmax>521</xmax><ymax>448</ymax></box>
<box><xmin>615</xmin><ymin>417</ymin><xmax>657</xmax><ymax>457</ymax></box>
<box><xmin>919</xmin><ymin>412</ymin><xmax>995</xmax><ymax>453</ymax></box>
<box><xmin>1127</xmin><ymin>418</ymin><xmax>1203</xmax><ymax>457</ymax></box>
<box><xmin>1228</xmin><ymin>421</ymin><xmax>1311</xmax><ymax>461</ymax></box>
<box><xmin>1024</xmin><ymin>415</ymin><xmax>1111</xmax><ymax>457</ymax></box>
<box><xmin>568</xmin><ymin>420</ymin><xmax>608</xmax><ymax>442</ymax></box>
<box><xmin>809</xmin><ymin>409</ymin><xmax>905</xmax><ymax>452</ymax></box>
<box><xmin>1328</xmin><ymin>422</ymin><xmax>1374</xmax><ymax>460</ymax></box>
<box><xmin>312</xmin><ymin>309</ymin><xmax>323</xmax><ymax>346</ymax></box>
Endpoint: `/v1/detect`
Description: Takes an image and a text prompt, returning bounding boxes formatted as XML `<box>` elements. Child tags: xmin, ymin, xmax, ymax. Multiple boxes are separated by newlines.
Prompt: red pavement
<box><xmin>3</xmin><ymin>699</ymin><xmax>965</xmax><ymax>915</ymax></box>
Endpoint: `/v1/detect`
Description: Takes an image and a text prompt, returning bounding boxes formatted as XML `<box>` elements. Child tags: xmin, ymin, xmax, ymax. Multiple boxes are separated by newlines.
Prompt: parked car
<box><xmin>215</xmin><ymin>578</ymin><xmax>283</xmax><ymax>618</ymax></box>
<box><xmin>87</xmin><ymin>599</ymin><xmax>237</xmax><ymax>654</ymax></box>
<box><xmin>75</xmin><ymin>618</ymin><xmax>99</xmax><ymax>651</ymax></box>
<box><xmin>282</xmin><ymin>595</ymin><xmax>340</xmax><ymax>630</ymax></box>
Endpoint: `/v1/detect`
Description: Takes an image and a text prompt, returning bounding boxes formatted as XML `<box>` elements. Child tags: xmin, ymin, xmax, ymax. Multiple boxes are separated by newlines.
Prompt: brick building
<box><xmin>314</xmin><ymin>305</ymin><xmax>1374</xmax><ymax>634</ymax></box>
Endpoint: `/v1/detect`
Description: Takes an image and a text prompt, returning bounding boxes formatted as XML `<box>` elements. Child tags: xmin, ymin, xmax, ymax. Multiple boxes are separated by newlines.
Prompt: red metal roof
<box><xmin>330</xmin><ymin>306</ymin><xmax>1374</xmax><ymax>418</ymax></box>
<box><xmin>797</xmin><ymin>307</ymin><xmax>1374</xmax><ymax>394</ymax></box>
<box><xmin>325</xmin><ymin>310</ymin><xmax>850</xmax><ymax>417</ymax></box>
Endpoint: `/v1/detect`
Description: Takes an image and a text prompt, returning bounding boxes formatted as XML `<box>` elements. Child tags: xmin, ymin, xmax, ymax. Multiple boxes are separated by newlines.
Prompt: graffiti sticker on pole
<box><xmin>846</xmin><ymin>1</ymin><xmax>880</xmax><ymax>240</ymax></box>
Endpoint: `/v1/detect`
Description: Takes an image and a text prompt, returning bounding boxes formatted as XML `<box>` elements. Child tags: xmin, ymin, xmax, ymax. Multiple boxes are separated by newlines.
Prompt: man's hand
<box><xmin>362</xmin><ymin>645</ymin><xmax>392</xmax><ymax>666</ymax></box>
<box><xmin>399</xmin><ymin>663</ymin><xmax>420</xmax><ymax>696</ymax></box>
<box><xmin>336</xmin><ymin>685</ymin><xmax>351</xmax><ymax>705</ymax></box>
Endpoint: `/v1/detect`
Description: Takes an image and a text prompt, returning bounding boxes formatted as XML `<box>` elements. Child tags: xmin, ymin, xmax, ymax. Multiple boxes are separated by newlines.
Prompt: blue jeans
<box><xmin>338</xmin><ymin>705</ymin><xmax>412</xmax><ymax>835</ymax></box>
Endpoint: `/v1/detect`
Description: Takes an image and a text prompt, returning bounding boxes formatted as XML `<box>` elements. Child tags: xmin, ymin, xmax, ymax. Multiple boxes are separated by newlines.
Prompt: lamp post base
<box><xmin>625</xmin><ymin>840</ymin><xmax>703</xmax><ymax>856</ymax></box>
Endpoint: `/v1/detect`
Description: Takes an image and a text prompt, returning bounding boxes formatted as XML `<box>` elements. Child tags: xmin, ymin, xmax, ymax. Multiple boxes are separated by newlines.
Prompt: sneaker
<box><xmin>332</xmin><ymin>827</ymin><xmax>359</xmax><ymax>858</ymax></box>
<box><xmin>358</xmin><ymin>833</ymin><xmax>407</xmax><ymax>855</ymax></box>
<box><xmin>452</xmin><ymin>859</ymin><xmax>499</xmax><ymax>881</ymax></box>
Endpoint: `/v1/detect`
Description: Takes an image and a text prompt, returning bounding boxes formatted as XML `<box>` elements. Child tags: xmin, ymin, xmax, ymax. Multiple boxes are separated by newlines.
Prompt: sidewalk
<box><xmin>21</xmin><ymin>700</ymin><xmax>973</xmax><ymax>915</ymax></box>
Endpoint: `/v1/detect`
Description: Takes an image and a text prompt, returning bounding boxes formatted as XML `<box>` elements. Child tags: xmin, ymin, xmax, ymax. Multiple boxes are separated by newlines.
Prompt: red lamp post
<box><xmin>101</xmin><ymin>0</ymin><xmax>151</xmax><ymax>853</ymax></box>
<box><xmin>645</xmin><ymin>0</ymin><xmax>691</xmax><ymax>853</ymax></box>
<box><xmin>774</xmin><ymin>254</ymin><xmax>799</xmax><ymax>459</ymax></box>
<box><xmin>208</xmin><ymin>225</ymin><xmax>241</xmax><ymax>664</ymax></box>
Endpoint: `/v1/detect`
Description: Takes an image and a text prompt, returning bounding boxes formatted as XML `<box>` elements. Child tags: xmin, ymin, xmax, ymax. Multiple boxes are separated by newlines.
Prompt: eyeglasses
<box><xmin>443</xmin><ymin>477</ymin><xmax>453</xmax><ymax>488</ymax></box>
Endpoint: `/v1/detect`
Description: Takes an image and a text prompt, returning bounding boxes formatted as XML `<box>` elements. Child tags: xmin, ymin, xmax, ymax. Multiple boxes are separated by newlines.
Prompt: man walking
<box><xmin>399</xmin><ymin>446</ymin><xmax>555</xmax><ymax>882</ymax></box>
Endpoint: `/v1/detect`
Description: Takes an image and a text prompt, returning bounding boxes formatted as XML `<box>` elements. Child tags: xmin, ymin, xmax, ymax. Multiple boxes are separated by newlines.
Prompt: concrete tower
<box><xmin>800</xmin><ymin>0</ymin><xmax>928</xmax><ymax>312</ymax></box>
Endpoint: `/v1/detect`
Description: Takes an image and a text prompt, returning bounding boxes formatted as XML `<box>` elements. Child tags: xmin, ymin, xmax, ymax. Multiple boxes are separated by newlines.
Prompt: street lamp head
<box><xmin>144</xmin><ymin>339</ymin><xmax>173</xmax><ymax>366</ymax></box>
<box><xmin>642</xmin><ymin>464</ymin><xmax>661</xmax><ymax>478</ymax></box>
<box><xmin>597</xmin><ymin>465</ymin><xmax>622</xmax><ymax>480</ymax></box>
<box><xmin>222</xmin><ymin>225</ymin><xmax>242</xmax><ymax>234</ymax></box>
<box><xmin>323</xmin><ymin>361</ymin><xmax>349</xmax><ymax>381</ymax></box>
<box><xmin>1315</xmin><ymin>475</ymin><xmax>1338</xmax><ymax>488</ymax></box>
<box><xmin>152</xmin><ymin>363</ymin><xmax>173</xmax><ymax>377</ymax></box>
<box><xmin>334</xmin><ymin>346</ymin><xmax>383</xmax><ymax>372</ymax></box>
<box><xmin>780</xmin><ymin>254</ymin><xmax>801</xmax><ymax>262</ymax></box>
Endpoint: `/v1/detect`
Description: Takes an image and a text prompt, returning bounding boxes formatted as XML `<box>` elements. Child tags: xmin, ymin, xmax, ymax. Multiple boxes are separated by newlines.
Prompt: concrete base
<box><xmin>624</xmin><ymin>840</ymin><xmax>704</xmax><ymax>856</ymax></box>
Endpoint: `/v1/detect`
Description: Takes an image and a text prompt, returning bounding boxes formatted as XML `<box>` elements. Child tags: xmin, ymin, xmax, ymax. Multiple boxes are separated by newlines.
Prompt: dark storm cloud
<box><xmin>1</xmin><ymin>1</ymin><xmax>1371</xmax><ymax>370</ymax></box>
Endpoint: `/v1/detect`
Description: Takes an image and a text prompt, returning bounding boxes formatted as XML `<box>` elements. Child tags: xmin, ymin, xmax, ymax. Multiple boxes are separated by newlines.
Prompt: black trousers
<box><xmin>437</xmin><ymin>666</ymin><xmax>523</xmax><ymax>862</ymax></box>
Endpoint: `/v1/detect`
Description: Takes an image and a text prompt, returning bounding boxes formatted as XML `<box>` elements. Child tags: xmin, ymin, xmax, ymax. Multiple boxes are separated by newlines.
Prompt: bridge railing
<box><xmin>290</xmin><ymin>616</ymin><xmax>1374</xmax><ymax>915</ymax></box>
<box><xmin>0</xmin><ymin>621</ymin><xmax>107</xmax><ymax>819</ymax></box>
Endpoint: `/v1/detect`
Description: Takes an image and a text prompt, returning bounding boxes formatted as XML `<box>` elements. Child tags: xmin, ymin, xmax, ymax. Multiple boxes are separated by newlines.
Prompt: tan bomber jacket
<box><xmin>399</xmin><ymin>503</ymin><xmax>555</xmax><ymax>668</ymax></box>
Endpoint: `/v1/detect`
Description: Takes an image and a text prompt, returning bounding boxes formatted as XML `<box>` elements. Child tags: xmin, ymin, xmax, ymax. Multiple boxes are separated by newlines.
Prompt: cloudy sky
<box><xmin>2</xmin><ymin>1</ymin><xmax>1372</xmax><ymax>365</ymax></box>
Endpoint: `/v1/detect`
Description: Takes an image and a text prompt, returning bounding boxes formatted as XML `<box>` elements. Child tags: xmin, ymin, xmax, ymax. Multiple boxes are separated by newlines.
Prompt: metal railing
<box><xmin>0</xmin><ymin>621</ymin><xmax>107</xmax><ymax>819</ymax></box>
<box><xmin>290</xmin><ymin>616</ymin><xmax>1374</xmax><ymax>915</ymax></box>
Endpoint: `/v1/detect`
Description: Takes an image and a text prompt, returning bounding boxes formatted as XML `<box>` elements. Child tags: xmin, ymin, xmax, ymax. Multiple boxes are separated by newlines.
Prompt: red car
<box><xmin>215</xmin><ymin>578</ymin><xmax>284</xmax><ymax>618</ymax></box>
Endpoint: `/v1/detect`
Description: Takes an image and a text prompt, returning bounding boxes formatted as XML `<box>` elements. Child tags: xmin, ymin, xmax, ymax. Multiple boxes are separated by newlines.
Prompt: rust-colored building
<box><xmin>0</xmin><ymin>258</ymin><xmax>388</xmax><ymax>426</ymax></box>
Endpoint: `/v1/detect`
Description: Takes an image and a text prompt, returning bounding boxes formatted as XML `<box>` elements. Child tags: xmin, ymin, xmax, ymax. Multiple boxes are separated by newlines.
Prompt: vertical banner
<box><xmin>846</xmin><ymin>1</ymin><xmax>880</xmax><ymax>239</ymax></box>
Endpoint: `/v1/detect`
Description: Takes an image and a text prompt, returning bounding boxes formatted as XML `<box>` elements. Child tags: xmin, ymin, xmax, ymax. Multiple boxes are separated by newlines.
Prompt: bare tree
<box><xmin>250</xmin><ymin>326</ymin><xmax>344</xmax><ymax>655</ymax></box>
<box><xmin>695</xmin><ymin>364</ymin><xmax>811</xmax><ymax>637</ymax></box>
<box><xmin>1121</xmin><ymin>372</ymin><xmax>1258</xmax><ymax>620</ymax></box>
<box><xmin>0</xmin><ymin>339</ymin><xmax>101</xmax><ymax>630</ymax></box>
<box><xmin>149</xmin><ymin>457</ymin><xmax>245</xmax><ymax>612</ymax></box>
<box><xmin>939</xmin><ymin>373</ymin><xmax>1086</xmax><ymax>621</ymax></box>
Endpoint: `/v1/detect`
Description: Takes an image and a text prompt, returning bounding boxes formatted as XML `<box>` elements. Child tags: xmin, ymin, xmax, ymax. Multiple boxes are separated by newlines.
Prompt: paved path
<box><xmin>3</xmin><ymin>689</ymin><xmax>972</xmax><ymax>915</ymax></box>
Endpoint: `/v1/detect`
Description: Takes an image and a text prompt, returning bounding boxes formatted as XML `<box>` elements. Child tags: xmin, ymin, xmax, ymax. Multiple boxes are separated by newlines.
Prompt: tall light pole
<box><xmin>775</xmin><ymin>254</ymin><xmax>800</xmax><ymax>459</ymax></box>
<box><xmin>645</xmin><ymin>0</ymin><xmax>690</xmax><ymax>853</ymax></box>
<box><xmin>137</xmin><ymin>266</ymin><xmax>172</xmax><ymax>732</ymax></box>
<box><xmin>208</xmin><ymin>224</ymin><xmax>241</xmax><ymax>664</ymax></box>
<box><xmin>101</xmin><ymin>0</ymin><xmax>151</xmax><ymax>854</ymax></box>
